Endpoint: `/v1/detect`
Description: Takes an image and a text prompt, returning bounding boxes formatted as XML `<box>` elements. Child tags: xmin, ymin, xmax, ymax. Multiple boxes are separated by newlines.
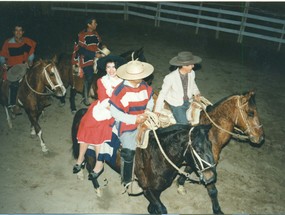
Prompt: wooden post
<box><xmin>155</xmin><ymin>3</ymin><xmax>161</xmax><ymax>27</ymax></box>
<box><xmin>195</xmin><ymin>2</ymin><xmax>203</xmax><ymax>35</ymax></box>
<box><xmin>215</xmin><ymin>11</ymin><xmax>221</xmax><ymax>39</ymax></box>
<box><xmin>278</xmin><ymin>23</ymin><xmax>285</xmax><ymax>51</ymax></box>
<box><xmin>237</xmin><ymin>2</ymin><xmax>250</xmax><ymax>44</ymax></box>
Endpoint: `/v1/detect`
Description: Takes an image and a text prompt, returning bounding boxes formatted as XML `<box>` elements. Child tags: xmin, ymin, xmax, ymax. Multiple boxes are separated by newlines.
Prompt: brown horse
<box><xmin>176</xmin><ymin>91</ymin><xmax>265</xmax><ymax>200</ymax></box>
<box><xmin>72</xmin><ymin>108</ymin><xmax>218</xmax><ymax>214</ymax></box>
<box><xmin>0</xmin><ymin>59</ymin><xmax>66</xmax><ymax>153</ymax></box>
<box><xmin>57</xmin><ymin>47</ymin><xmax>152</xmax><ymax>113</ymax></box>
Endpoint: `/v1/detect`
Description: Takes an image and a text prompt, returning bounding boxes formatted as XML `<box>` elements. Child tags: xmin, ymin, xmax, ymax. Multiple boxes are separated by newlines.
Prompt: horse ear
<box><xmin>52</xmin><ymin>55</ymin><xmax>58</xmax><ymax>63</ymax></box>
<box><xmin>242</xmin><ymin>90</ymin><xmax>255</xmax><ymax>104</ymax></box>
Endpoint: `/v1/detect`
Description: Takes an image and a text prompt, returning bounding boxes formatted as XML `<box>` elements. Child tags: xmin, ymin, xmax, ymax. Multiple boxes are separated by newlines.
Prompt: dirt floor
<box><xmin>0</xmin><ymin>13</ymin><xmax>285</xmax><ymax>214</ymax></box>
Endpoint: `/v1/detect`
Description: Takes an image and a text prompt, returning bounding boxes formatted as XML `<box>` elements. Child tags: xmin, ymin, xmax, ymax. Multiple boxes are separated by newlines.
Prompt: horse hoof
<box><xmin>95</xmin><ymin>188</ymin><xmax>102</xmax><ymax>197</ymax></box>
<box><xmin>177</xmin><ymin>185</ymin><xmax>187</xmax><ymax>195</ymax></box>
<box><xmin>58</xmin><ymin>102</ymin><xmax>65</xmax><ymax>107</ymax></box>
<box><xmin>71</xmin><ymin>110</ymin><xmax>77</xmax><ymax>115</ymax></box>
<box><xmin>76</xmin><ymin>170</ymin><xmax>84</xmax><ymax>180</ymax></box>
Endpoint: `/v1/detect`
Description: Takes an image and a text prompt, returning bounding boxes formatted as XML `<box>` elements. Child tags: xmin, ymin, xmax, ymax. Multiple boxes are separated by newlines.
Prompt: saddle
<box><xmin>136</xmin><ymin>96</ymin><xmax>212</xmax><ymax>149</ymax></box>
<box><xmin>186</xmin><ymin>96</ymin><xmax>213</xmax><ymax>126</ymax></box>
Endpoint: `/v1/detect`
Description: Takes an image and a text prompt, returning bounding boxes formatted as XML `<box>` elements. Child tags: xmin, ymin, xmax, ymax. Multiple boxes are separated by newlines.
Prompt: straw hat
<box><xmin>7</xmin><ymin>64</ymin><xmax>28</xmax><ymax>82</ymax></box>
<box><xmin>98</xmin><ymin>47</ymin><xmax>111</xmax><ymax>56</ymax></box>
<box><xmin>169</xmin><ymin>51</ymin><xmax>202</xmax><ymax>66</ymax></box>
<box><xmin>116</xmin><ymin>60</ymin><xmax>154</xmax><ymax>80</ymax></box>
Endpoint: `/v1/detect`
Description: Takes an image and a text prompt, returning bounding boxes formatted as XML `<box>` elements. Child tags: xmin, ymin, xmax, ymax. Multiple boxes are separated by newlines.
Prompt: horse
<box><xmin>71</xmin><ymin>108</ymin><xmax>219</xmax><ymax>214</ymax></box>
<box><xmin>0</xmin><ymin>58</ymin><xmax>66</xmax><ymax>153</ymax></box>
<box><xmin>176</xmin><ymin>90</ymin><xmax>265</xmax><ymax>198</ymax></box>
<box><xmin>57</xmin><ymin>47</ymin><xmax>153</xmax><ymax>113</ymax></box>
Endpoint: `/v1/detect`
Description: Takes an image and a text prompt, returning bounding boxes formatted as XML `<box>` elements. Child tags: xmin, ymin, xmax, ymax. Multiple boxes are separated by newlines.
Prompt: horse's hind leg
<box><xmin>69</xmin><ymin>87</ymin><xmax>77</xmax><ymax>113</ymax></box>
<box><xmin>4</xmin><ymin>106</ymin><xmax>13</xmax><ymax>128</ymax></box>
<box><xmin>144</xmin><ymin>189</ymin><xmax>167</xmax><ymax>214</ymax></box>
<box><xmin>206</xmin><ymin>183</ymin><xmax>224</xmax><ymax>214</ymax></box>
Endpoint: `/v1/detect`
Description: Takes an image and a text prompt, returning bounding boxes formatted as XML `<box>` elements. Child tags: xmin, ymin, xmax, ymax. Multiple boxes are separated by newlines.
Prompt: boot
<box><xmin>82</xmin><ymin>79</ymin><xmax>91</xmax><ymax>106</ymax></box>
<box><xmin>8</xmin><ymin>83</ymin><xmax>22</xmax><ymax>115</ymax></box>
<box><xmin>121</xmin><ymin>148</ymin><xmax>143</xmax><ymax>195</ymax></box>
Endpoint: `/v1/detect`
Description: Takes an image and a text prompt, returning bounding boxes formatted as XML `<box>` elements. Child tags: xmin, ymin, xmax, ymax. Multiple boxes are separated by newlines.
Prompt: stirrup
<box><xmin>123</xmin><ymin>180</ymin><xmax>143</xmax><ymax>195</ymax></box>
<box><xmin>73</xmin><ymin>161</ymin><xmax>86</xmax><ymax>174</ymax></box>
<box><xmin>88</xmin><ymin>167</ymin><xmax>104</xmax><ymax>180</ymax></box>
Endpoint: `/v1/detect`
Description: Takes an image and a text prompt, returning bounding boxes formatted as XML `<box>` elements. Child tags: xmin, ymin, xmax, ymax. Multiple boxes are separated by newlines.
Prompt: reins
<box><xmin>195</xmin><ymin>97</ymin><xmax>249</xmax><ymax>140</ymax></box>
<box><xmin>144</xmin><ymin>111</ymin><xmax>213</xmax><ymax>180</ymax></box>
<box><xmin>25</xmin><ymin>63</ymin><xmax>64</xmax><ymax>96</ymax></box>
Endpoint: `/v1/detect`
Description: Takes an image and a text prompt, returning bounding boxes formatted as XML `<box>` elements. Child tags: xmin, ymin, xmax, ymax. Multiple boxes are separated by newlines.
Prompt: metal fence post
<box><xmin>237</xmin><ymin>2</ymin><xmax>250</xmax><ymax>43</ymax></box>
<box><xmin>278</xmin><ymin>23</ymin><xmax>285</xmax><ymax>51</ymax></box>
<box><xmin>195</xmin><ymin>2</ymin><xmax>203</xmax><ymax>35</ymax></box>
<box><xmin>155</xmin><ymin>3</ymin><xmax>161</xmax><ymax>27</ymax></box>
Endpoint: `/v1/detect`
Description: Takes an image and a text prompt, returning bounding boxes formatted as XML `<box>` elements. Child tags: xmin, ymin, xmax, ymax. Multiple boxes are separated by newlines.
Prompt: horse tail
<box><xmin>71</xmin><ymin>108</ymin><xmax>88</xmax><ymax>159</ymax></box>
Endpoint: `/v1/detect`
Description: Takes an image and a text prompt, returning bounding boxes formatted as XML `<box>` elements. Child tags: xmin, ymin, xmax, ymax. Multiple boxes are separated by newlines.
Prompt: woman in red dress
<box><xmin>73</xmin><ymin>58</ymin><xmax>122</xmax><ymax>179</ymax></box>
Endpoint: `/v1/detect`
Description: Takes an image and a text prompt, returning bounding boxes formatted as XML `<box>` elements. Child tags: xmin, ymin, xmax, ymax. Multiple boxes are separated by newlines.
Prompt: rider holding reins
<box><xmin>0</xmin><ymin>23</ymin><xmax>36</xmax><ymax>115</ymax></box>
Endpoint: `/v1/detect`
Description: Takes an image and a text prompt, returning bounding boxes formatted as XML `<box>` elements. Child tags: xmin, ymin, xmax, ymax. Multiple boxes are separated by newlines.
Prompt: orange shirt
<box><xmin>0</xmin><ymin>37</ymin><xmax>36</xmax><ymax>66</ymax></box>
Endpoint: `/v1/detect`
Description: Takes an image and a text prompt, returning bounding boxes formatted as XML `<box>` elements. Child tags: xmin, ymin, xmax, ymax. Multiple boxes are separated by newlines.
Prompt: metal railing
<box><xmin>51</xmin><ymin>2</ymin><xmax>285</xmax><ymax>51</ymax></box>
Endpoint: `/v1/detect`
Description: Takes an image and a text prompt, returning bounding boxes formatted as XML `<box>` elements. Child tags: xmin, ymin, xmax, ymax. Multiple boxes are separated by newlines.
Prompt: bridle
<box><xmin>25</xmin><ymin>63</ymin><xmax>65</xmax><ymax>96</ymax></box>
<box><xmin>144</xmin><ymin>112</ymin><xmax>215</xmax><ymax>181</ymax></box>
<box><xmin>235</xmin><ymin>96</ymin><xmax>263</xmax><ymax>137</ymax></box>
<box><xmin>198</xmin><ymin>95</ymin><xmax>262</xmax><ymax>140</ymax></box>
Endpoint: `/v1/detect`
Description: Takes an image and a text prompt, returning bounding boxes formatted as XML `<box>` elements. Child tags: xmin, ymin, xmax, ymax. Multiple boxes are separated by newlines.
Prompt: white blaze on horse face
<box><xmin>44</xmin><ymin>64</ymin><xmax>66</xmax><ymax>96</ymax></box>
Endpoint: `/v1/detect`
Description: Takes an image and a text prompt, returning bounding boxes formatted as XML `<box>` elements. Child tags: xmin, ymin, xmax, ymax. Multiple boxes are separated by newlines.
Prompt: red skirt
<box><xmin>77</xmin><ymin>101</ymin><xmax>113</xmax><ymax>145</ymax></box>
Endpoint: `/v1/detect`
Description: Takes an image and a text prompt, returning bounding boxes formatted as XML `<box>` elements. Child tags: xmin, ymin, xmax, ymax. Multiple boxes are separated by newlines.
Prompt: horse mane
<box><xmin>206</xmin><ymin>91</ymin><xmax>255</xmax><ymax>112</ymax></box>
<box><xmin>156</xmin><ymin>124</ymin><xmax>191</xmax><ymax>135</ymax></box>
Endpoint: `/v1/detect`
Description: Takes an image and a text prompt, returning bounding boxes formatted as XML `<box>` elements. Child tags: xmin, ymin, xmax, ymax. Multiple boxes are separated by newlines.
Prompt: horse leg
<box><xmin>206</xmin><ymin>183</ymin><xmax>224</xmax><ymax>214</ymax></box>
<box><xmin>69</xmin><ymin>87</ymin><xmax>77</xmax><ymax>114</ymax></box>
<box><xmin>177</xmin><ymin>166</ymin><xmax>194</xmax><ymax>195</ymax></box>
<box><xmin>4</xmin><ymin>106</ymin><xmax>13</xmax><ymax>128</ymax></box>
<box><xmin>85</xmin><ymin>151</ymin><xmax>102</xmax><ymax>197</ymax></box>
<box><xmin>59</xmin><ymin>94</ymin><xmax>66</xmax><ymax>107</ymax></box>
<box><xmin>27</xmin><ymin>111</ymin><xmax>48</xmax><ymax>153</ymax></box>
<box><xmin>144</xmin><ymin>189</ymin><xmax>167</xmax><ymax>214</ymax></box>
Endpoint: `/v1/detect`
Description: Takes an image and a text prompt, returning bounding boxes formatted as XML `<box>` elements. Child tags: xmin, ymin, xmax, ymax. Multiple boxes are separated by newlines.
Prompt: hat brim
<box><xmin>116</xmin><ymin>62</ymin><xmax>154</xmax><ymax>80</ymax></box>
<box><xmin>169</xmin><ymin>55</ymin><xmax>202</xmax><ymax>66</ymax></box>
<box><xmin>97</xmin><ymin>55</ymin><xmax>126</xmax><ymax>71</ymax></box>
<box><xmin>7</xmin><ymin>64</ymin><xmax>28</xmax><ymax>82</ymax></box>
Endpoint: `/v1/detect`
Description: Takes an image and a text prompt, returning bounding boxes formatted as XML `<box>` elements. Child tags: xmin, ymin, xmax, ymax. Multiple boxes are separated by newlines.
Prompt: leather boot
<box><xmin>121</xmin><ymin>148</ymin><xmax>143</xmax><ymax>195</ymax></box>
<box><xmin>83</xmin><ymin>79</ymin><xmax>91</xmax><ymax>106</ymax></box>
<box><xmin>8</xmin><ymin>83</ymin><xmax>22</xmax><ymax>115</ymax></box>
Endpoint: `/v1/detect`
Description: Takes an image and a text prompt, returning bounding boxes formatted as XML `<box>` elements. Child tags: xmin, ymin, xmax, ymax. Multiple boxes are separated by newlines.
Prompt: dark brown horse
<box><xmin>0</xmin><ymin>59</ymin><xmax>66</xmax><ymax>153</ymax></box>
<box><xmin>72</xmin><ymin>109</ymin><xmax>218</xmax><ymax>214</ymax></box>
<box><xmin>57</xmin><ymin>47</ymin><xmax>153</xmax><ymax>113</ymax></box>
<box><xmin>176</xmin><ymin>91</ymin><xmax>265</xmax><ymax>202</ymax></box>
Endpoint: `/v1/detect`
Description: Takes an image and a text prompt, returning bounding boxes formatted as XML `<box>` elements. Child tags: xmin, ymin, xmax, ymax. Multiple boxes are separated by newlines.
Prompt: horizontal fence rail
<box><xmin>51</xmin><ymin>2</ymin><xmax>285</xmax><ymax>51</ymax></box>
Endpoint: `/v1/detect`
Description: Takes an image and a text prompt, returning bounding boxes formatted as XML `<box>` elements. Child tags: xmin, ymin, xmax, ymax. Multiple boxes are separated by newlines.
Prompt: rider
<box><xmin>73</xmin><ymin>58</ymin><xmax>123</xmax><ymax>180</ymax></box>
<box><xmin>109</xmin><ymin>60</ymin><xmax>154</xmax><ymax>194</ymax></box>
<box><xmin>72</xmin><ymin>17</ymin><xmax>108</xmax><ymax>106</ymax></box>
<box><xmin>154</xmin><ymin>51</ymin><xmax>202</xmax><ymax>124</ymax></box>
<box><xmin>0</xmin><ymin>23</ymin><xmax>36</xmax><ymax>114</ymax></box>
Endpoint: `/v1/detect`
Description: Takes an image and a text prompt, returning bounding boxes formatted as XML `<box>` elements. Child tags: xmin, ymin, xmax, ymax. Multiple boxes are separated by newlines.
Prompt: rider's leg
<box><xmin>169</xmin><ymin>100</ymin><xmax>190</xmax><ymax>124</ymax></box>
<box><xmin>82</xmin><ymin>66</ymin><xmax>94</xmax><ymax>106</ymax></box>
<box><xmin>73</xmin><ymin>142</ymin><xmax>88</xmax><ymax>173</ymax></box>
<box><xmin>8</xmin><ymin>81</ymin><xmax>21</xmax><ymax>115</ymax></box>
<box><xmin>92</xmin><ymin>144</ymin><xmax>104</xmax><ymax>173</ymax></box>
<box><xmin>120</xmin><ymin>148</ymin><xmax>135</xmax><ymax>185</ymax></box>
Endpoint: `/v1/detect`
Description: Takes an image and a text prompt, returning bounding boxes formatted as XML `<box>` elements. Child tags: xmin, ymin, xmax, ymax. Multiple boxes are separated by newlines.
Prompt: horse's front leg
<box><xmin>27</xmin><ymin>110</ymin><xmax>48</xmax><ymax>153</ymax></box>
<box><xmin>177</xmin><ymin>166</ymin><xmax>194</xmax><ymax>195</ymax></box>
<box><xmin>144</xmin><ymin>189</ymin><xmax>167</xmax><ymax>214</ymax></box>
<box><xmin>206</xmin><ymin>183</ymin><xmax>224</xmax><ymax>214</ymax></box>
<box><xmin>69</xmin><ymin>87</ymin><xmax>77</xmax><ymax>114</ymax></box>
<box><xmin>85</xmin><ymin>153</ymin><xmax>102</xmax><ymax>197</ymax></box>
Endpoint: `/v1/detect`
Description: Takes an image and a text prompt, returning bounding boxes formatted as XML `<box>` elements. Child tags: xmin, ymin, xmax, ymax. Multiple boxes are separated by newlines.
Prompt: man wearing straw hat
<box><xmin>109</xmin><ymin>60</ymin><xmax>154</xmax><ymax>194</ymax></box>
<box><xmin>155</xmin><ymin>51</ymin><xmax>203</xmax><ymax>124</ymax></box>
<box><xmin>72</xmin><ymin>17</ymin><xmax>110</xmax><ymax>106</ymax></box>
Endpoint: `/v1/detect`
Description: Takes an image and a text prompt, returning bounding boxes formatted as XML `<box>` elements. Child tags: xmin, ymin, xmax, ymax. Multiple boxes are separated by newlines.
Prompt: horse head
<box><xmin>40</xmin><ymin>58</ymin><xmax>66</xmax><ymax>97</ymax></box>
<box><xmin>235</xmin><ymin>91</ymin><xmax>265</xmax><ymax>144</ymax></box>
<box><xmin>187</xmin><ymin>124</ymin><xmax>217</xmax><ymax>185</ymax></box>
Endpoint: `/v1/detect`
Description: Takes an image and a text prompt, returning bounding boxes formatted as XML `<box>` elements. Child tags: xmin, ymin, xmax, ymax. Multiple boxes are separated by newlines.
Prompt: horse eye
<box><xmin>248</xmin><ymin>111</ymin><xmax>254</xmax><ymax>117</ymax></box>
